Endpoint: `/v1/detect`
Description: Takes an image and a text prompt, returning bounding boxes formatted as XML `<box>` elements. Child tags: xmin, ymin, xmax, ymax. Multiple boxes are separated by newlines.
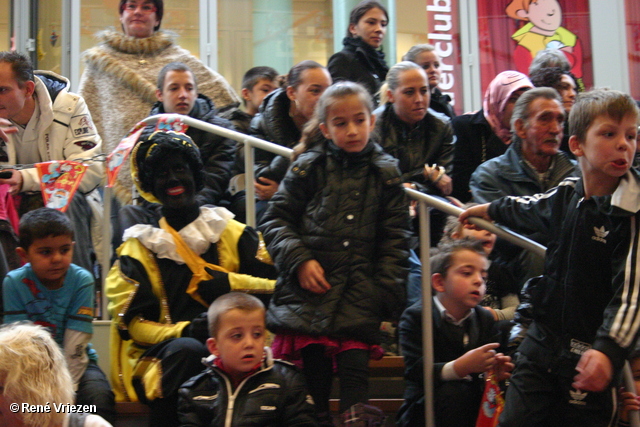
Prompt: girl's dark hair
<box><xmin>529</xmin><ymin>66</ymin><xmax>578</xmax><ymax>94</ymax></box>
<box><xmin>285</xmin><ymin>60</ymin><xmax>325</xmax><ymax>90</ymax></box>
<box><xmin>347</xmin><ymin>0</ymin><xmax>389</xmax><ymax>38</ymax></box>
<box><xmin>119</xmin><ymin>0</ymin><xmax>164</xmax><ymax>31</ymax></box>
<box><xmin>294</xmin><ymin>81</ymin><xmax>373</xmax><ymax>159</ymax></box>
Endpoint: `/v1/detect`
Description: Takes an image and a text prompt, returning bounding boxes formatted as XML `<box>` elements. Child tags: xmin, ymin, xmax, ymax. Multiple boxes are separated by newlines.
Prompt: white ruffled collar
<box><xmin>122</xmin><ymin>206</ymin><xmax>234</xmax><ymax>264</ymax></box>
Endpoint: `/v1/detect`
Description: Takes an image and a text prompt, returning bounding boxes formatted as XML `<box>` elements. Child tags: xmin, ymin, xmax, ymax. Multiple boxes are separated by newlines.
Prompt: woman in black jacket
<box><xmin>403</xmin><ymin>43</ymin><xmax>456</xmax><ymax>120</ymax></box>
<box><xmin>328</xmin><ymin>0</ymin><xmax>389</xmax><ymax>104</ymax></box>
<box><xmin>230</xmin><ymin>60</ymin><xmax>331</xmax><ymax>223</ymax></box>
<box><xmin>373</xmin><ymin>61</ymin><xmax>454</xmax><ymax>197</ymax></box>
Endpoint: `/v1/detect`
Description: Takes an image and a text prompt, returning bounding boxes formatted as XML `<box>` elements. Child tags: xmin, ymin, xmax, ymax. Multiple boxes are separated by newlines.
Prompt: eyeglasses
<box><xmin>122</xmin><ymin>2</ymin><xmax>157</xmax><ymax>13</ymax></box>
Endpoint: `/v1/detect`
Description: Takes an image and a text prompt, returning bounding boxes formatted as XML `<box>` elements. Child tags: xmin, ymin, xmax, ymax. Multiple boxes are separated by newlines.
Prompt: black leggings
<box><xmin>300</xmin><ymin>344</ymin><xmax>370</xmax><ymax>414</ymax></box>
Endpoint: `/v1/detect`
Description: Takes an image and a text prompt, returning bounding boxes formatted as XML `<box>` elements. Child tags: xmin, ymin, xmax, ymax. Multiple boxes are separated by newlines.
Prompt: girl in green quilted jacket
<box><xmin>260</xmin><ymin>81</ymin><xmax>411</xmax><ymax>425</ymax></box>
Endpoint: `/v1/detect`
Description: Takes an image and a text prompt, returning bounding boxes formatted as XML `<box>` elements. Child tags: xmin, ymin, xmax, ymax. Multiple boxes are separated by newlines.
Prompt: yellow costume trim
<box><xmin>107</xmin><ymin>217</ymin><xmax>274</xmax><ymax>402</ymax></box>
<box><xmin>159</xmin><ymin>217</ymin><xmax>230</xmax><ymax>307</ymax></box>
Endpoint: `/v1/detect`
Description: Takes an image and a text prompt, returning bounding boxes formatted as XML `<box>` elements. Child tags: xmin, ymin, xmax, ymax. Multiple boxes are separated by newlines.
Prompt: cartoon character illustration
<box><xmin>22</xmin><ymin>277</ymin><xmax>57</xmax><ymax>336</ymax></box>
<box><xmin>108</xmin><ymin>149</ymin><xmax>125</xmax><ymax>171</ymax></box>
<box><xmin>506</xmin><ymin>0</ymin><xmax>583</xmax><ymax>89</ymax></box>
<box><xmin>41</xmin><ymin>161</ymin><xmax>63</xmax><ymax>184</ymax></box>
<box><xmin>156</xmin><ymin>116</ymin><xmax>189</xmax><ymax>133</ymax></box>
<box><xmin>45</xmin><ymin>188</ymin><xmax>70</xmax><ymax>210</ymax></box>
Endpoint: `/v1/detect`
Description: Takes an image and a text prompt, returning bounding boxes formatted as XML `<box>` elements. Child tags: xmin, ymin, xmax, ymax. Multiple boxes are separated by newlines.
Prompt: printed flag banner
<box><xmin>106</xmin><ymin>124</ymin><xmax>145</xmax><ymax>188</ymax></box>
<box><xmin>36</xmin><ymin>161</ymin><xmax>87</xmax><ymax>212</ymax></box>
<box><xmin>155</xmin><ymin>115</ymin><xmax>189</xmax><ymax>133</ymax></box>
<box><xmin>476</xmin><ymin>369</ymin><xmax>505</xmax><ymax>427</ymax></box>
<box><xmin>106</xmin><ymin>115</ymin><xmax>189</xmax><ymax>187</ymax></box>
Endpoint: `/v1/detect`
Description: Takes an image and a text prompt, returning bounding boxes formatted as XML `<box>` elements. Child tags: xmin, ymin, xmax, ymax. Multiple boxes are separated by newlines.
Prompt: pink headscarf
<box><xmin>483</xmin><ymin>71</ymin><xmax>533</xmax><ymax>143</ymax></box>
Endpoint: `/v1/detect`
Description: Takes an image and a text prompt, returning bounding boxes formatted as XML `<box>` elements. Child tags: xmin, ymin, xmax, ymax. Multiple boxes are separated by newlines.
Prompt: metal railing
<box><xmin>101</xmin><ymin>114</ymin><xmax>638</xmax><ymax>426</ymax></box>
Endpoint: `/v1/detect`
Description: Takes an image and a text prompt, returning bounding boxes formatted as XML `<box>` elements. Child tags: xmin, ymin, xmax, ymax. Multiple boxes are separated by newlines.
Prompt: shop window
<box><xmin>217</xmin><ymin>0</ymin><xmax>333</xmax><ymax>93</ymax></box>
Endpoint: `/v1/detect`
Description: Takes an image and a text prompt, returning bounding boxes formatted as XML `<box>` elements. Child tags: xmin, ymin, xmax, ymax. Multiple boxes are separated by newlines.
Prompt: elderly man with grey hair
<box><xmin>470</xmin><ymin>86</ymin><xmax>577</xmax><ymax>204</ymax></box>
<box><xmin>469</xmin><ymin>87</ymin><xmax>578</xmax><ymax>286</ymax></box>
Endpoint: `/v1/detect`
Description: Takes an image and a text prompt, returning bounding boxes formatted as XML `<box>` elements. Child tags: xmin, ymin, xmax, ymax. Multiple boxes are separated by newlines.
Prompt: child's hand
<box><xmin>435</xmin><ymin>173</ymin><xmax>452</xmax><ymax>196</ymax></box>
<box><xmin>458</xmin><ymin>203</ymin><xmax>492</xmax><ymax>227</ymax></box>
<box><xmin>619</xmin><ymin>388</ymin><xmax>640</xmax><ymax>423</ymax></box>
<box><xmin>494</xmin><ymin>353</ymin><xmax>514</xmax><ymax>381</ymax></box>
<box><xmin>254</xmin><ymin>177</ymin><xmax>279</xmax><ymax>201</ymax></box>
<box><xmin>297</xmin><ymin>260</ymin><xmax>332</xmax><ymax>294</ymax></box>
<box><xmin>454</xmin><ymin>342</ymin><xmax>500</xmax><ymax>378</ymax></box>
<box><xmin>572</xmin><ymin>349</ymin><xmax>613</xmax><ymax>392</ymax></box>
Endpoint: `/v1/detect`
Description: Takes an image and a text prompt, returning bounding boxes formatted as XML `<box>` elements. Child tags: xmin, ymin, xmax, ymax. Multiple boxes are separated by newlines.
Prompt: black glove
<box><xmin>198</xmin><ymin>268</ymin><xmax>231</xmax><ymax>302</ymax></box>
<box><xmin>183</xmin><ymin>312</ymin><xmax>209</xmax><ymax>344</ymax></box>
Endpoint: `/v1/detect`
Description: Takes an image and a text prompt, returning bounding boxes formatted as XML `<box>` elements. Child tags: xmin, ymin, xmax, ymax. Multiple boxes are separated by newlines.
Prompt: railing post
<box><xmin>244</xmin><ymin>140</ymin><xmax>257</xmax><ymax>228</ymax></box>
<box><xmin>419</xmin><ymin>200</ymin><xmax>435</xmax><ymax>427</ymax></box>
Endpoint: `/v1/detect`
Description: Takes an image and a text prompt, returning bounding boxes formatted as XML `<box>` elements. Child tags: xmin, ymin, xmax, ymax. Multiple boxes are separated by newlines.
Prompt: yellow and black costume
<box><xmin>106</xmin><ymin>131</ymin><xmax>275</xmax><ymax>407</ymax></box>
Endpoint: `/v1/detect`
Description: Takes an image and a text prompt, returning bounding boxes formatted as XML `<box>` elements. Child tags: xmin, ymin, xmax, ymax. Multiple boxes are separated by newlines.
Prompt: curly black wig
<box><xmin>134</xmin><ymin>127</ymin><xmax>205</xmax><ymax>198</ymax></box>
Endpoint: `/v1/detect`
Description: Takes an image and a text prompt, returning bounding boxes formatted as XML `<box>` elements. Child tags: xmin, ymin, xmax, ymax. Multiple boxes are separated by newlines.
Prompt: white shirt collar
<box><xmin>611</xmin><ymin>170</ymin><xmax>640</xmax><ymax>213</ymax></box>
<box><xmin>433</xmin><ymin>296</ymin><xmax>474</xmax><ymax>326</ymax></box>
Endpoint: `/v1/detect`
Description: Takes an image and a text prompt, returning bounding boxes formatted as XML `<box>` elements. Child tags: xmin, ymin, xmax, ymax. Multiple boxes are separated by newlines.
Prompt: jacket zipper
<box><xmin>217</xmin><ymin>364</ymin><xmax>273</xmax><ymax>427</ymax></box>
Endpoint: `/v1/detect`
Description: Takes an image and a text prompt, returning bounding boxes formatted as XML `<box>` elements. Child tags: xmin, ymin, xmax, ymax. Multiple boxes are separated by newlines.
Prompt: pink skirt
<box><xmin>271</xmin><ymin>333</ymin><xmax>384</xmax><ymax>370</ymax></box>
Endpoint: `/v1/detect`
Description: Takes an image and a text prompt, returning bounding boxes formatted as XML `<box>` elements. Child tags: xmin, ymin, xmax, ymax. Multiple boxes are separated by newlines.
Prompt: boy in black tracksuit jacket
<box><xmin>460</xmin><ymin>89</ymin><xmax>640</xmax><ymax>426</ymax></box>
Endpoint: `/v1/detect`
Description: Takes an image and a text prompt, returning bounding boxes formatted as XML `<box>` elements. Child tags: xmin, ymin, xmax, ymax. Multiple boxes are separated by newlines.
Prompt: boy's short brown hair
<box><xmin>569</xmin><ymin>88</ymin><xmax>639</xmax><ymax>142</ymax></box>
<box><xmin>207</xmin><ymin>292</ymin><xmax>265</xmax><ymax>337</ymax></box>
<box><xmin>431</xmin><ymin>238</ymin><xmax>487</xmax><ymax>278</ymax></box>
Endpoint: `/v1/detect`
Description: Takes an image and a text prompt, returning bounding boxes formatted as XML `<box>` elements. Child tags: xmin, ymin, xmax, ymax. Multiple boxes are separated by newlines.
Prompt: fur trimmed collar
<box><xmin>82</xmin><ymin>30</ymin><xmax>179</xmax><ymax>104</ymax></box>
<box><xmin>94</xmin><ymin>29</ymin><xmax>175</xmax><ymax>55</ymax></box>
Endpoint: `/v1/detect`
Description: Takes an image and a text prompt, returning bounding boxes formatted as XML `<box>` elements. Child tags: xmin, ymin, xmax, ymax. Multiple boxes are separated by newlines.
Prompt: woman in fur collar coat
<box><xmin>78</xmin><ymin>0</ymin><xmax>240</xmax><ymax>204</ymax></box>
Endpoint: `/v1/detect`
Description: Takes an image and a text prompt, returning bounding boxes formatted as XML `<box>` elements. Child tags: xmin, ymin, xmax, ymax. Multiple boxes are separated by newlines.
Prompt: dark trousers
<box><xmin>499</xmin><ymin>353</ymin><xmax>616</xmax><ymax>427</ymax></box>
<box><xmin>434</xmin><ymin>379</ymin><xmax>484</xmax><ymax>427</ymax></box>
<box><xmin>76</xmin><ymin>361</ymin><xmax>116</xmax><ymax>425</ymax></box>
<box><xmin>300</xmin><ymin>345</ymin><xmax>370</xmax><ymax>415</ymax></box>
<box><xmin>134</xmin><ymin>337</ymin><xmax>209</xmax><ymax>427</ymax></box>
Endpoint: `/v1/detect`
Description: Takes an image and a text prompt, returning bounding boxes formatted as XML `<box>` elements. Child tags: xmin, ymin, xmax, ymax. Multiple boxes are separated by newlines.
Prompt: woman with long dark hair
<box><xmin>328</xmin><ymin>0</ymin><xmax>389</xmax><ymax>104</ymax></box>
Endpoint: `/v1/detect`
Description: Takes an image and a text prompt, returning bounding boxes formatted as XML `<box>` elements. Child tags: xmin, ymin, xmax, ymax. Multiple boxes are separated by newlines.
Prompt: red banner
<box><xmin>36</xmin><ymin>161</ymin><xmax>87</xmax><ymax>212</ymax></box>
<box><xmin>477</xmin><ymin>0</ymin><xmax>592</xmax><ymax>96</ymax></box>
<box><xmin>426</xmin><ymin>0</ymin><xmax>462</xmax><ymax>115</ymax></box>
<box><xmin>626</xmin><ymin>0</ymin><xmax>640</xmax><ymax>100</ymax></box>
<box><xmin>476</xmin><ymin>370</ymin><xmax>505</xmax><ymax>427</ymax></box>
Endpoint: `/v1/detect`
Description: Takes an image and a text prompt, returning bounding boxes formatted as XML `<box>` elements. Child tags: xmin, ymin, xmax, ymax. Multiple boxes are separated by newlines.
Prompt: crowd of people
<box><xmin>1</xmin><ymin>0</ymin><xmax>640</xmax><ymax>426</ymax></box>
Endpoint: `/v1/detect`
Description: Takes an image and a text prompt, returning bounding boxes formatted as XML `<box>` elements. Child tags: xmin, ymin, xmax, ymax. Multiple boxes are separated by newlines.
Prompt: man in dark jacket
<box><xmin>470</xmin><ymin>87</ymin><xmax>578</xmax><ymax>289</ymax></box>
<box><xmin>152</xmin><ymin>61</ymin><xmax>236</xmax><ymax>207</ymax></box>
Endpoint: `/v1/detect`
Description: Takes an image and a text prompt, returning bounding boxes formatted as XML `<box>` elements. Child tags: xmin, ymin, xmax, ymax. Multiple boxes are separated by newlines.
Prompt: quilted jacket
<box><xmin>260</xmin><ymin>140</ymin><xmax>411</xmax><ymax>344</ymax></box>
<box><xmin>247</xmin><ymin>88</ymin><xmax>301</xmax><ymax>184</ymax></box>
